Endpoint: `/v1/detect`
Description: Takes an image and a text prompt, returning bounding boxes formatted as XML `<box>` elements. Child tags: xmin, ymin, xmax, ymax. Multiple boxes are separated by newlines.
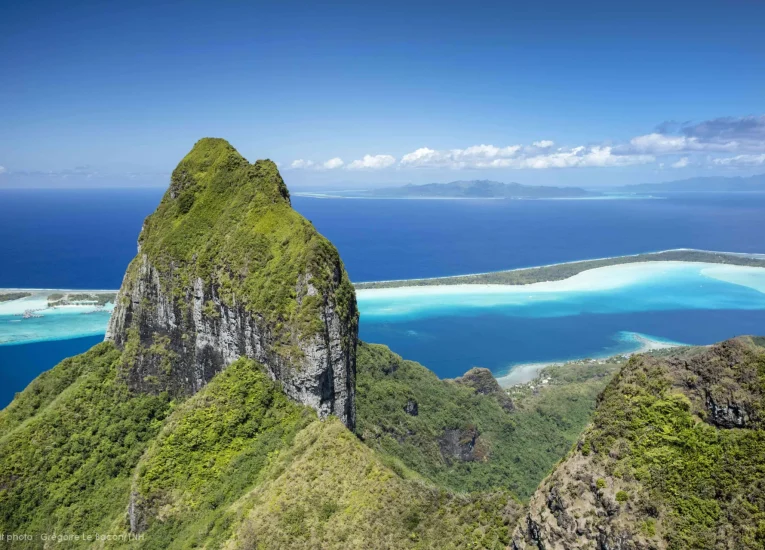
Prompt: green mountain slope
<box><xmin>0</xmin><ymin>344</ymin><xmax>524</xmax><ymax>549</ymax></box>
<box><xmin>513</xmin><ymin>337</ymin><xmax>765</xmax><ymax>549</ymax></box>
<box><xmin>356</xmin><ymin>343</ymin><xmax>620</xmax><ymax>499</ymax></box>
<box><xmin>0</xmin><ymin>343</ymin><xmax>172</xmax><ymax>539</ymax></box>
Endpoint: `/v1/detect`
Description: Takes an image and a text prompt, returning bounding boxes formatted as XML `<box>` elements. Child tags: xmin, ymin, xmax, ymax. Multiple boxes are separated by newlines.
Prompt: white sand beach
<box><xmin>495</xmin><ymin>332</ymin><xmax>684</xmax><ymax>387</ymax></box>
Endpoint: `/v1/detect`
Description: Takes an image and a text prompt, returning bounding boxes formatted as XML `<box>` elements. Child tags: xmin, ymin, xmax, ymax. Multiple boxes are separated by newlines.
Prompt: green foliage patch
<box><xmin>0</xmin><ymin>292</ymin><xmax>31</xmax><ymax>302</ymax></box>
<box><xmin>583</xmin><ymin>339</ymin><xmax>765</xmax><ymax>549</ymax></box>
<box><xmin>229</xmin><ymin>418</ymin><xmax>521</xmax><ymax>550</ymax></box>
<box><xmin>0</xmin><ymin>343</ymin><xmax>172</xmax><ymax>542</ymax></box>
<box><xmin>356</xmin><ymin>343</ymin><xmax>617</xmax><ymax>500</ymax></box>
<box><xmin>131</xmin><ymin>358</ymin><xmax>315</xmax><ymax>546</ymax></box>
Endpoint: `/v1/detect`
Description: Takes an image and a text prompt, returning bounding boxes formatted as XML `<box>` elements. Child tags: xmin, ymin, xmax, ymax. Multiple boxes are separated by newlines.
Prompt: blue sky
<box><xmin>1</xmin><ymin>0</ymin><xmax>764</xmax><ymax>188</ymax></box>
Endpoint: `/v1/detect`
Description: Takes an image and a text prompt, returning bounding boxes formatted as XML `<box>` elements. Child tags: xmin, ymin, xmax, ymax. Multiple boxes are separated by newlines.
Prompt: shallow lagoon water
<box><xmin>0</xmin><ymin>292</ymin><xmax>114</xmax><ymax>346</ymax></box>
<box><xmin>355</xmin><ymin>262</ymin><xmax>765</xmax><ymax>378</ymax></box>
<box><xmin>2</xmin><ymin>261</ymin><xmax>765</xmax><ymax>404</ymax></box>
<box><xmin>3</xmin><ymin>191</ymin><xmax>765</xmax><ymax>406</ymax></box>
<box><xmin>356</xmin><ymin>263</ymin><xmax>765</xmax><ymax>320</ymax></box>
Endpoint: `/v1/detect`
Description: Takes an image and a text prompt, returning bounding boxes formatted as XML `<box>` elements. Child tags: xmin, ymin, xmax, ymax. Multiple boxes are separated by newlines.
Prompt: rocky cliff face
<box><xmin>512</xmin><ymin>337</ymin><xmax>765</xmax><ymax>550</ymax></box>
<box><xmin>106</xmin><ymin>138</ymin><xmax>359</xmax><ymax>428</ymax></box>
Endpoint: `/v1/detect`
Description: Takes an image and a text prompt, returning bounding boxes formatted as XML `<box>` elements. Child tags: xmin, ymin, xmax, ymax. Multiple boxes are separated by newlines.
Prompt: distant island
<box><xmin>615</xmin><ymin>173</ymin><xmax>765</xmax><ymax>194</ymax></box>
<box><xmin>355</xmin><ymin>249</ymin><xmax>765</xmax><ymax>288</ymax></box>
<box><xmin>326</xmin><ymin>179</ymin><xmax>602</xmax><ymax>199</ymax></box>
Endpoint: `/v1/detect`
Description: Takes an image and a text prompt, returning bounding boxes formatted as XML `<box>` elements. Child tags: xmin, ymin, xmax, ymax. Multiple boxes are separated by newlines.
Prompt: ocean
<box><xmin>2</xmin><ymin>188</ymin><xmax>765</xmax><ymax>406</ymax></box>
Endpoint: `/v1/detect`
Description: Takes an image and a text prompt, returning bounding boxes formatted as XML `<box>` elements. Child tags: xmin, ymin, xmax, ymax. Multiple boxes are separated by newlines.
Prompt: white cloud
<box><xmin>532</xmin><ymin>140</ymin><xmax>554</xmax><ymax>148</ymax></box>
<box><xmin>712</xmin><ymin>154</ymin><xmax>765</xmax><ymax>167</ymax></box>
<box><xmin>628</xmin><ymin>133</ymin><xmax>694</xmax><ymax>154</ymax></box>
<box><xmin>347</xmin><ymin>154</ymin><xmax>396</xmax><ymax>170</ymax></box>
<box><xmin>400</xmin><ymin>147</ymin><xmax>440</xmax><ymax>167</ymax></box>
<box><xmin>625</xmin><ymin>131</ymin><xmax>760</xmax><ymax>156</ymax></box>
<box><xmin>289</xmin><ymin>158</ymin><xmax>345</xmax><ymax>170</ymax></box>
<box><xmin>0</xmin><ymin>166</ymin><xmax>6</xmax><ymax>175</ymax></box>
<box><xmin>287</xmin><ymin>113</ymin><xmax>765</xmax><ymax>173</ymax></box>
<box><xmin>322</xmin><ymin>157</ymin><xmax>344</xmax><ymax>170</ymax></box>
<box><xmin>290</xmin><ymin>159</ymin><xmax>315</xmax><ymax>169</ymax></box>
<box><xmin>400</xmin><ymin>144</ymin><xmax>522</xmax><ymax>169</ymax></box>
<box><xmin>400</xmin><ymin>144</ymin><xmax>652</xmax><ymax>170</ymax></box>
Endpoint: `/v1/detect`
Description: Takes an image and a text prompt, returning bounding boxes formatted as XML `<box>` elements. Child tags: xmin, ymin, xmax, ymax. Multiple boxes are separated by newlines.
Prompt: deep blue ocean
<box><xmin>2</xmin><ymin>188</ymin><xmax>765</xmax><ymax>406</ymax></box>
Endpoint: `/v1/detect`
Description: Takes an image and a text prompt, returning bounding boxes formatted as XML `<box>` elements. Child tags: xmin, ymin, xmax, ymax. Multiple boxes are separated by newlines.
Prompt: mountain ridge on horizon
<box><xmin>291</xmin><ymin>172</ymin><xmax>765</xmax><ymax>197</ymax></box>
<box><xmin>328</xmin><ymin>179</ymin><xmax>599</xmax><ymax>199</ymax></box>
<box><xmin>614</xmin><ymin>172</ymin><xmax>765</xmax><ymax>193</ymax></box>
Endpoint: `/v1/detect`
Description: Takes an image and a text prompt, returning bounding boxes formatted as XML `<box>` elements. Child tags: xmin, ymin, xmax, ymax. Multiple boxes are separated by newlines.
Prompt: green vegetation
<box><xmin>355</xmin><ymin>249</ymin><xmax>765</xmax><ymax>288</ymax></box>
<box><xmin>0</xmin><ymin>344</ymin><xmax>521</xmax><ymax>549</ymax></box>
<box><xmin>129</xmin><ymin>357</ymin><xmax>315</xmax><ymax>545</ymax></box>
<box><xmin>130</xmin><ymin>138</ymin><xmax>356</xmax><ymax>343</ymax></box>
<box><xmin>0</xmin><ymin>339</ymin><xmax>618</xmax><ymax>548</ymax></box>
<box><xmin>0</xmin><ymin>292</ymin><xmax>31</xmax><ymax>302</ymax></box>
<box><xmin>356</xmin><ymin>342</ymin><xmax>620</xmax><ymax>499</ymax></box>
<box><xmin>3</xmin><ymin>317</ymin><xmax>762</xmax><ymax>548</ymax></box>
<box><xmin>228</xmin><ymin>418</ymin><xmax>521</xmax><ymax>550</ymax></box>
<box><xmin>0</xmin><ymin>343</ymin><xmax>173</xmax><ymax>541</ymax></box>
<box><xmin>578</xmin><ymin>337</ymin><xmax>765</xmax><ymax>549</ymax></box>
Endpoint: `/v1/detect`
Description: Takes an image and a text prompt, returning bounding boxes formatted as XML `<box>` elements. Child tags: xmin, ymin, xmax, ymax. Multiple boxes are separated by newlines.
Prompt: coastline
<box><xmin>495</xmin><ymin>332</ymin><xmax>685</xmax><ymax>387</ymax></box>
<box><xmin>353</xmin><ymin>248</ymin><xmax>765</xmax><ymax>288</ymax></box>
<box><xmin>355</xmin><ymin>261</ymin><xmax>765</xmax><ymax>303</ymax></box>
<box><xmin>0</xmin><ymin>290</ymin><xmax>117</xmax><ymax>321</ymax></box>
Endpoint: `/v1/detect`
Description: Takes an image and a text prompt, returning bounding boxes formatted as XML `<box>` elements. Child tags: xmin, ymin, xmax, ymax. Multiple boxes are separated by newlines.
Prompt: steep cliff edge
<box><xmin>512</xmin><ymin>337</ymin><xmax>765</xmax><ymax>550</ymax></box>
<box><xmin>106</xmin><ymin>138</ymin><xmax>359</xmax><ymax>428</ymax></box>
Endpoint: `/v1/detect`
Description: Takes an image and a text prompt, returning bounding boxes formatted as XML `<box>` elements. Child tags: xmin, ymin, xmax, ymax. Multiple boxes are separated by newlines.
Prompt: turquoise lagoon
<box><xmin>0</xmin><ymin>292</ymin><xmax>114</xmax><ymax>346</ymax></box>
<box><xmin>356</xmin><ymin>261</ymin><xmax>765</xmax><ymax>380</ymax></box>
<box><xmin>356</xmin><ymin>262</ymin><xmax>765</xmax><ymax>321</ymax></box>
<box><xmin>2</xmin><ymin>261</ymin><xmax>765</xmax><ymax>403</ymax></box>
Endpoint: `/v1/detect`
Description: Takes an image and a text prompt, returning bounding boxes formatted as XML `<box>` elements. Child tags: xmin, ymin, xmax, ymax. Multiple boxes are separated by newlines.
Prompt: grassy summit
<box><xmin>128</xmin><ymin>137</ymin><xmax>356</xmax><ymax>341</ymax></box>
<box><xmin>107</xmin><ymin>138</ymin><xmax>358</xmax><ymax>424</ymax></box>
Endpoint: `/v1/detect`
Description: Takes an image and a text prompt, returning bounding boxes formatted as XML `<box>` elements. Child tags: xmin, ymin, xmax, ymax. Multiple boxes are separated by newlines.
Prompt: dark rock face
<box><xmin>404</xmin><ymin>399</ymin><xmax>418</xmax><ymax>416</ymax></box>
<box><xmin>438</xmin><ymin>427</ymin><xmax>479</xmax><ymax>463</ymax></box>
<box><xmin>107</xmin><ymin>254</ymin><xmax>357</xmax><ymax>428</ymax></box>
<box><xmin>455</xmin><ymin>367</ymin><xmax>502</xmax><ymax>395</ymax></box>
<box><xmin>704</xmin><ymin>392</ymin><xmax>751</xmax><ymax>428</ymax></box>
<box><xmin>665</xmin><ymin>337</ymin><xmax>762</xmax><ymax>429</ymax></box>
<box><xmin>382</xmin><ymin>360</ymin><xmax>399</xmax><ymax>375</ymax></box>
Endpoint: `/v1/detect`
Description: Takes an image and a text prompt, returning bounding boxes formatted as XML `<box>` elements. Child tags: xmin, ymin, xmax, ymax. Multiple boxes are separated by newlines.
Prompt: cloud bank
<box><xmin>286</xmin><ymin>114</ymin><xmax>765</xmax><ymax>172</ymax></box>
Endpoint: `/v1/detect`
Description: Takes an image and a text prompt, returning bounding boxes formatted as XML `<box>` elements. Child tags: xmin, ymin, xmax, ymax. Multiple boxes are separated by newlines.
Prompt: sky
<box><xmin>1</xmin><ymin>0</ymin><xmax>764</xmax><ymax>189</ymax></box>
